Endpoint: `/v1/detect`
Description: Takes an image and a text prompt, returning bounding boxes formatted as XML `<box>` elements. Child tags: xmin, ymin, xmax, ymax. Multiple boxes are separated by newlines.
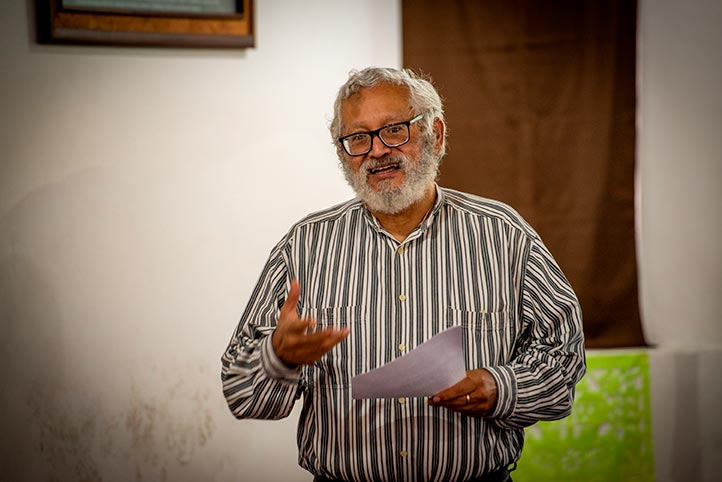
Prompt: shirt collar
<box><xmin>422</xmin><ymin>184</ymin><xmax>446</xmax><ymax>230</ymax></box>
<box><xmin>360</xmin><ymin>184</ymin><xmax>447</xmax><ymax>239</ymax></box>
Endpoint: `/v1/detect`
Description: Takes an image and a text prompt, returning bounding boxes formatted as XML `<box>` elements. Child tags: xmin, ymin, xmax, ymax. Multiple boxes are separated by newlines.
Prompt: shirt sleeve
<box><xmin>486</xmin><ymin>238</ymin><xmax>586</xmax><ymax>429</ymax></box>
<box><xmin>220</xmin><ymin>240</ymin><xmax>303</xmax><ymax>420</ymax></box>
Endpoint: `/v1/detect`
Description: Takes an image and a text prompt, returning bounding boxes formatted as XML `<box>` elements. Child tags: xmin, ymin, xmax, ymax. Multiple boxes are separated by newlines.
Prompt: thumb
<box><xmin>280</xmin><ymin>279</ymin><xmax>301</xmax><ymax>319</ymax></box>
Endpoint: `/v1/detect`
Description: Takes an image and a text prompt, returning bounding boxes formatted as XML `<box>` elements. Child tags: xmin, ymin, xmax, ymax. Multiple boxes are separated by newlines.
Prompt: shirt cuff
<box><xmin>484</xmin><ymin>365</ymin><xmax>517</xmax><ymax>419</ymax></box>
<box><xmin>260</xmin><ymin>334</ymin><xmax>301</xmax><ymax>383</ymax></box>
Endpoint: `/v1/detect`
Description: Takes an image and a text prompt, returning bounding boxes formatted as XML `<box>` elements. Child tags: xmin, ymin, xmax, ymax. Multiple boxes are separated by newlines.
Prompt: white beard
<box><xmin>341</xmin><ymin>142</ymin><xmax>440</xmax><ymax>215</ymax></box>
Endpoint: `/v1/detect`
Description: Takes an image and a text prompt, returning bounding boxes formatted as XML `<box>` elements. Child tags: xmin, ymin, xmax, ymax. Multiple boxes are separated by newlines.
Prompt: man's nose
<box><xmin>368</xmin><ymin>133</ymin><xmax>392</xmax><ymax>158</ymax></box>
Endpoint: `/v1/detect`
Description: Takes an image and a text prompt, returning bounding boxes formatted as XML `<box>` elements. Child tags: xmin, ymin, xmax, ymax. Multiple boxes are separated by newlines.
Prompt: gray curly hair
<box><xmin>330</xmin><ymin>67</ymin><xmax>446</xmax><ymax>160</ymax></box>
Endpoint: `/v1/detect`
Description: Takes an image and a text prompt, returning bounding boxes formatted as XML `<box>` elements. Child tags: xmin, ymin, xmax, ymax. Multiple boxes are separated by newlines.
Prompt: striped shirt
<box><xmin>221</xmin><ymin>186</ymin><xmax>585</xmax><ymax>482</ymax></box>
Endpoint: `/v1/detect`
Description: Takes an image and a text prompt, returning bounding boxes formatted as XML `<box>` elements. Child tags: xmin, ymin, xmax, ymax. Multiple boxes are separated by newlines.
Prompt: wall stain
<box><xmin>124</xmin><ymin>366</ymin><xmax>216</xmax><ymax>481</ymax></box>
<box><xmin>25</xmin><ymin>380</ymin><xmax>102</xmax><ymax>482</ymax></box>
<box><xmin>18</xmin><ymin>364</ymin><xmax>217</xmax><ymax>482</ymax></box>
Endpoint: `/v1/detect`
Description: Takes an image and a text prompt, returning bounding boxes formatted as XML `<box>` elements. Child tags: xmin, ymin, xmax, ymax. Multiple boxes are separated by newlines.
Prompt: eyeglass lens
<box><xmin>345</xmin><ymin>124</ymin><xmax>409</xmax><ymax>155</ymax></box>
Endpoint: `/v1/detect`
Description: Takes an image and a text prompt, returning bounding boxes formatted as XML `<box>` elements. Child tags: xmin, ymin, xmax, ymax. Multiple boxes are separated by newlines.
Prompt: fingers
<box><xmin>278</xmin><ymin>281</ymin><xmax>314</xmax><ymax>336</ymax></box>
<box><xmin>428</xmin><ymin>369</ymin><xmax>498</xmax><ymax>417</ymax></box>
<box><xmin>303</xmin><ymin>326</ymin><xmax>349</xmax><ymax>346</ymax></box>
<box><xmin>279</xmin><ymin>279</ymin><xmax>301</xmax><ymax>321</ymax></box>
<box><xmin>281</xmin><ymin>316</ymin><xmax>315</xmax><ymax>336</ymax></box>
<box><xmin>273</xmin><ymin>280</ymin><xmax>350</xmax><ymax>366</ymax></box>
<box><xmin>276</xmin><ymin>326</ymin><xmax>350</xmax><ymax>366</ymax></box>
<box><xmin>431</xmin><ymin>377</ymin><xmax>475</xmax><ymax>404</ymax></box>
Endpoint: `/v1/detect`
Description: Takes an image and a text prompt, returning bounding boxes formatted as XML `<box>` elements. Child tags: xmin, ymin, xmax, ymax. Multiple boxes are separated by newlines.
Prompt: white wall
<box><xmin>637</xmin><ymin>0</ymin><xmax>722</xmax><ymax>348</ymax></box>
<box><xmin>2</xmin><ymin>0</ymin><xmax>721</xmax><ymax>481</ymax></box>
<box><xmin>638</xmin><ymin>1</ymin><xmax>722</xmax><ymax>481</ymax></box>
<box><xmin>0</xmin><ymin>1</ymin><xmax>400</xmax><ymax>481</ymax></box>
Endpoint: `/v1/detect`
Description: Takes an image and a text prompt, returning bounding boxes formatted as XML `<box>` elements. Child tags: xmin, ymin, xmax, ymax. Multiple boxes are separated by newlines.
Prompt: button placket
<box><xmin>396</xmin><ymin>240</ymin><xmax>412</xmax><ymax>477</ymax></box>
<box><xmin>397</xmin><ymin>240</ymin><xmax>409</xmax><ymax>356</ymax></box>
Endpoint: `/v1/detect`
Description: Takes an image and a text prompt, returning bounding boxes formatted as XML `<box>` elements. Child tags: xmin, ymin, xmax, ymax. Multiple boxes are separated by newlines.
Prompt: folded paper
<box><xmin>351</xmin><ymin>326</ymin><xmax>466</xmax><ymax>399</ymax></box>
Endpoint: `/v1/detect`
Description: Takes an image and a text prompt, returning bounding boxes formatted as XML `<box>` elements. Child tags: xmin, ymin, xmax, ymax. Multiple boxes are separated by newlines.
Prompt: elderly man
<box><xmin>221</xmin><ymin>67</ymin><xmax>585</xmax><ymax>482</ymax></box>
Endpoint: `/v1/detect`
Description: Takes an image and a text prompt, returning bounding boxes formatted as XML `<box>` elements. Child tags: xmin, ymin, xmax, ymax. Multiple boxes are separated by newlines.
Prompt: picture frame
<box><xmin>37</xmin><ymin>0</ymin><xmax>254</xmax><ymax>48</ymax></box>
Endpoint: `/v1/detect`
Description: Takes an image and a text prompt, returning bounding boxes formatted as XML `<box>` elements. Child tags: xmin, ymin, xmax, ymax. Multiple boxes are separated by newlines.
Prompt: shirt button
<box><xmin>398</xmin><ymin>343</ymin><xmax>406</xmax><ymax>352</ymax></box>
<box><xmin>399</xmin><ymin>294</ymin><xmax>407</xmax><ymax>302</ymax></box>
<box><xmin>397</xmin><ymin>246</ymin><xmax>404</xmax><ymax>255</ymax></box>
<box><xmin>400</xmin><ymin>450</ymin><xmax>408</xmax><ymax>458</ymax></box>
<box><xmin>398</xmin><ymin>397</ymin><xmax>406</xmax><ymax>404</ymax></box>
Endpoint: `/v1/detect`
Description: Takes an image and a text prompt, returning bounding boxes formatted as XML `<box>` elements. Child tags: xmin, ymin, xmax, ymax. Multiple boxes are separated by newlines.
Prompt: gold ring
<box><xmin>466</xmin><ymin>394</ymin><xmax>471</xmax><ymax>404</ymax></box>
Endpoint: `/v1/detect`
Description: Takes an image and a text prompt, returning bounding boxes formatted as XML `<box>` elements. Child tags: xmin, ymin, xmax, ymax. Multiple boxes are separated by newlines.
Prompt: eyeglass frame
<box><xmin>337</xmin><ymin>113</ymin><xmax>425</xmax><ymax>157</ymax></box>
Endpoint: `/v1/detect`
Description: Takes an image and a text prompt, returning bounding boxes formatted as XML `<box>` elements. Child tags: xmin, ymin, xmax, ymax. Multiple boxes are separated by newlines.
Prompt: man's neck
<box><xmin>368</xmin><ymin>184</ymin><xmax>437</xmax><ymax>242</ymax></box>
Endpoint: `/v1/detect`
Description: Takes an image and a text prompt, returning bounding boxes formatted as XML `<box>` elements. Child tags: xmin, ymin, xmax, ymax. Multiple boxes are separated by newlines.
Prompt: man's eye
<box><xmin>349</xmin><ymin>134</ymin><xmax>368</xmax><ymax>143</ymax></box>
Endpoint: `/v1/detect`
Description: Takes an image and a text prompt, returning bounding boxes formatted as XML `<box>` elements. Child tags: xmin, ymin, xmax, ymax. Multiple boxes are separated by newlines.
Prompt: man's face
<box><xmin>339</xmin><ymin>83</ymin><xmax>440</xmax><ymax>214</ymax></box>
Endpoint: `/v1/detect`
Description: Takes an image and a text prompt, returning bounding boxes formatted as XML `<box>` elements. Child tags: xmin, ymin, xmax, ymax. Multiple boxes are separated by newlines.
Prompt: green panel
<box><xmin>514</xmin><ymin>351</ymin><xmax>654</xmax><ymax>482</ymax></box>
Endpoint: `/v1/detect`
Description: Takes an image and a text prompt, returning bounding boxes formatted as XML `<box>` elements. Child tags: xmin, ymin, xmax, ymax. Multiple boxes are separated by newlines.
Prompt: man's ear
<box><xmin>433</xmin><ymin>118</ymin><xmax>445</xmax><ymax>155</ymax></box>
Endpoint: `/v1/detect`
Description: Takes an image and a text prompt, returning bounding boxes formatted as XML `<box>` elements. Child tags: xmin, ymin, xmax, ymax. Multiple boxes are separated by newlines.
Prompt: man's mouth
<box><xmin>368</xmin><ymin>162</ymin><xmax>401</xmax><ymax>175</ymax></box>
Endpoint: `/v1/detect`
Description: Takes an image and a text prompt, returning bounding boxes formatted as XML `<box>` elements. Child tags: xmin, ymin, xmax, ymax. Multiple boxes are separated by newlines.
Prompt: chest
<box><xmin>293</xmin><ymin>220</ymin><xmax>525</xmax><ymax>384</ymax></box>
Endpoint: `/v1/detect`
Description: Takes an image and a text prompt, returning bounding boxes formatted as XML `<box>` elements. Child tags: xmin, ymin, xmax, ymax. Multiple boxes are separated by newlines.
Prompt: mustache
<box><xmin>361</xmin><ymin>154</ymin><xmax>407</xmax><ymax>173</ymax></box>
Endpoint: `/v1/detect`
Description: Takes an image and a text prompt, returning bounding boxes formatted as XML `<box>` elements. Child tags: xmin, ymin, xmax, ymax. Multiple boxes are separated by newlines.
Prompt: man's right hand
<box><xmin>271</xmin><ymin>280</ymin><xmax>350</xmax><ymax>367</ymax></box>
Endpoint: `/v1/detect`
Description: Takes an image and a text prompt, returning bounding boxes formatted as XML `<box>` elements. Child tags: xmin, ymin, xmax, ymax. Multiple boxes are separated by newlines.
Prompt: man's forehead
<box><xmin>340</xmin><ymin>84</ymin><xmax>414</xmax><ymax>130</ymax></box>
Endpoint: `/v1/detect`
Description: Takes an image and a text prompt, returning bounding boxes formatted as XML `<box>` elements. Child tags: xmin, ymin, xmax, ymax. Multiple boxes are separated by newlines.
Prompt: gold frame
<box><xmin>37</xmin><ymin>0</ymin><xmax>254</xmax><ymax>48</ymax></box>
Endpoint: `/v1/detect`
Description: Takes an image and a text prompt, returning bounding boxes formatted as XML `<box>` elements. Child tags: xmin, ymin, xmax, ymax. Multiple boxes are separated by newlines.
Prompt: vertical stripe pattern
<box><xmin>221</xmin><ymin>187</ymin><xmax>585</xmax><ymax>481</ymax></box>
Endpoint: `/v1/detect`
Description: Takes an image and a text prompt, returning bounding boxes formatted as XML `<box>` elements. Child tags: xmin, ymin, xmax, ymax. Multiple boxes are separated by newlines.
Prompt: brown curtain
<box><xmin>403</xmin><ymin>0</ymin><xmax>644</xmax><ymax>348</ymax></box>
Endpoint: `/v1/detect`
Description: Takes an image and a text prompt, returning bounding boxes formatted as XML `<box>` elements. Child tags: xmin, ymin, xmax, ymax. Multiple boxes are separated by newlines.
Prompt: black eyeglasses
<box><xmin>338</xmin><ymin>113</ymin><xmax>424</xmax><ymax>156</ymax></box>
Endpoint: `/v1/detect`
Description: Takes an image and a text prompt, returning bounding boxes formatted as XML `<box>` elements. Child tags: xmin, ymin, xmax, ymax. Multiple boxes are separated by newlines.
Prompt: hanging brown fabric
<box><xmin>403</xmin><ymin>0</ymin><xmax>645</xmax><ymax>348</ymax></box>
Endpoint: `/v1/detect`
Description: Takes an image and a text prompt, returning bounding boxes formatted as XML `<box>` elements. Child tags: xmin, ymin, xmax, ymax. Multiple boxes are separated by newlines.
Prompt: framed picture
<box><xmin>37</xmin><ymin>0</ymin><xmax>254</xmax><ymax>48</ymax></box>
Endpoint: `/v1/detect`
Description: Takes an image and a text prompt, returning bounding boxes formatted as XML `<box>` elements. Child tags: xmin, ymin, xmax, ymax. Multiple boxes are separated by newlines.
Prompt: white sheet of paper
<box><xmin>351</xmin><ymin>326</ymin><xmax>466</xmax><ymax>399</ymax></box>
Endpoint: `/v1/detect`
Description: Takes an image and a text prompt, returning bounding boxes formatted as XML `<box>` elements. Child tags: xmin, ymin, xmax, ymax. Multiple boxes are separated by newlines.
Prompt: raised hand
<box><xmin>271</xmin><ymin>280</ymin><xmax>350</xmax><ymax>367</ymax></box>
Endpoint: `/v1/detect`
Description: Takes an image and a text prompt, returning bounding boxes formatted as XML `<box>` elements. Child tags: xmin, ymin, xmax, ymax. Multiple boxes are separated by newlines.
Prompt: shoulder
<box><xmin>440</xmin><ymin>187</ymin><xmax>540</xmax><ymax>240</ymax></box>
<box><xmin>277</xmin><ymin>197</ymin><xmax>364</xmax><ymax>243</ymax></box>
<box><xmin>294</xmin><ymin>197</ymin><xmax>364</xmax><ymax>227</ymax></box>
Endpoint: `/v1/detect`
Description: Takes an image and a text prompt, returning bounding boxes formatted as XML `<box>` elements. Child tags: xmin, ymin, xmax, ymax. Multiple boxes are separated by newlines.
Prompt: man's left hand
<box><xmin>428</xmin><ymin>369</ymin><xmax>498</xmax><ymax>417</ymax></box>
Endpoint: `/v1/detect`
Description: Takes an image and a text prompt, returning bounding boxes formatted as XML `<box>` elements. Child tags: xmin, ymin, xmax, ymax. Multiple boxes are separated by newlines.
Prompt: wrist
<box><xmin>262</xmin><ymin>335</ymin><xmax>301</xmax><ymax>381</ymax></box>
